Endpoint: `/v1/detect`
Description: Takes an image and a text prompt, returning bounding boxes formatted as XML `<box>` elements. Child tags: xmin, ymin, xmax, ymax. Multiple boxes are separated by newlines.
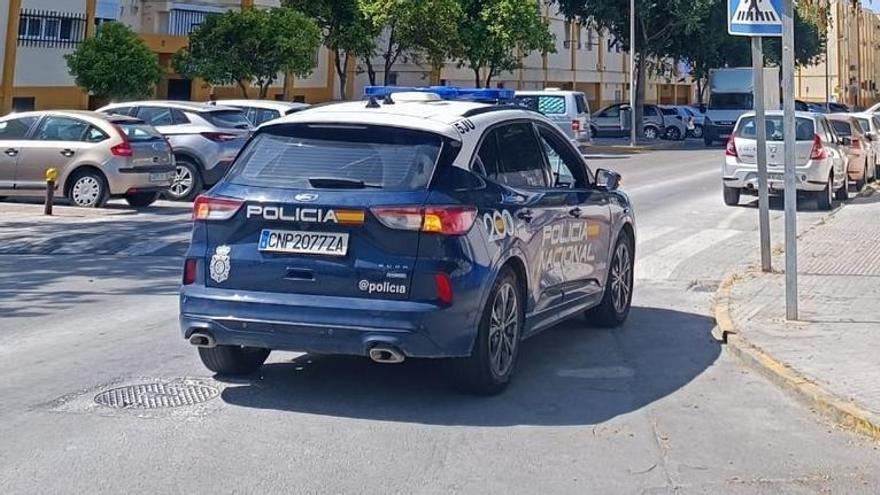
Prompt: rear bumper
<box><xmin>108</xmin><ymin>165</ymin><xmax>174</xmax><ymax>195</ymax></box>
<box><xmin>722</xmin><ymin>158</ymin><xmax>835</xmax><ymax>193</ymax></box>
<box><xmin>179</xmin><ymin>285</ymin><xmax>480</xmax><ymax>358</ymax></box>
<box><xmin>705</xmin><ymin>123</ymin><xmax>735</xmax><ymax>141</ymax></box>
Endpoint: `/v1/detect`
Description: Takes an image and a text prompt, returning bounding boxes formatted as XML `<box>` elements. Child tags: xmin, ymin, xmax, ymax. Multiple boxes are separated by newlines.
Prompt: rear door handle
<box><xmin>568</xmin><ymin>207</ymin><xmax>583</xmax><ymax>218</ymax></box>
<box><xmin>60</xmin><ymin>149</ymin><xmax>75</xmax><ymax>157</ymax></box>
<box><xmin>516</xmin><ymin>209</ymin><xmax>534</xmax><ymax>222</ymax></box>
<box><xmin>4</xmin><ymin>148</ymin><xmax>18</xmax><ymax>157</ymax></box>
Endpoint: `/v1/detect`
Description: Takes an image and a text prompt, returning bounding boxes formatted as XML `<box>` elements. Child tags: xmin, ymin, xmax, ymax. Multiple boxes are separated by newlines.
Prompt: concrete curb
<box><xmin>713</xmin><ymin>186</ymin><xmax>880</xmax><ymax>441</ymax></box>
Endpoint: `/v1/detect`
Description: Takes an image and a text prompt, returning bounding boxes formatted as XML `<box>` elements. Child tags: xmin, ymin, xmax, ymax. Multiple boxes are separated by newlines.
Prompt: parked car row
<box><xmin>589</xmin><ymin>103</ymin><xmax>696</xmax><ymax>141</ymax></box>
<box><xmin>722</xmin><ymin>110</ymin><xmax>879</xmax><ymax>211</ymax></box>
<box><xmin>0</xmin><ymin>99</ymin><xmax>310</xmax><ymax>208</ymax></box>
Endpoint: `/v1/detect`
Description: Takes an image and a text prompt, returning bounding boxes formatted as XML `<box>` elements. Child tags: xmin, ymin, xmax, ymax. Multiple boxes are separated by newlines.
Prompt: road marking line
<box><xmin>636</xmin><ymin>228</ymin><xmax>741</xmax><ymax>280</ymax></box>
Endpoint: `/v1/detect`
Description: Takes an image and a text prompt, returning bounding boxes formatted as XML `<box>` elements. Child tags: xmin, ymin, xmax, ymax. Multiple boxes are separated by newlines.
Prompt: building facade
<box><xmin>796</xmin><ymin>1</ymin><xmax>880</xmax><ymax>110</ymax></box>
<box><xmin>1</xmin><ymin>0</ymin><xmax>694</xmax><ymax>115</ymax></box>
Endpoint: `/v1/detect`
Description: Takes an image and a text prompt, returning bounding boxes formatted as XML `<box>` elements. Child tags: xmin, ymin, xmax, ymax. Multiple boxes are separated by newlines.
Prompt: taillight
<box><xmin>725</xmin><ymin>135</ymin><xmax>738</xmax><ymax>157</ymax></box>
<box><xmin>201</xmin><ymin>131</ymin><xmax>240</xmax><ymax>142</ymax></box>
<box><xmin>371</xmin><ymin>206</ymin><xmax>477</xmax><ymax>235</ymax></box>
<box><xmin>111</xmin><ymin>124</ymin><xmax>133</xmax><ymax>157</ymax></box>
<box><xmin>571</xmin><ymin>119</ymin><xmax>581</xmax><ymax>132</ymax></box>
<box><xmin>193</xmin><ymin>195</ymin><xmax>243</xmax><ymax>221</ymax></box>
<box><xmin>183</xmin><ymin>258</ymin><xmax>197</xmax><ymax>285</ymax></box>
<box><xmin>810</xmin><ymin>134</ymin><xmax>828</xmax><ymax>160</ymax></box>
<box><xmin>434</xmin><ymin>273</ymin><xmax>453</xmax><ymax>305</ymax></box>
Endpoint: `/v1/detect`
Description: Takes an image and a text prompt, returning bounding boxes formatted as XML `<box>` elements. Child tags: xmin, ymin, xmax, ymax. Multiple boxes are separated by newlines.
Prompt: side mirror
<box><xmin>841</xmin><ymin>136</ymin><xmax>852</xmax><ymax>146</ymax></box>
<box><xmin>596</xmin><ymin>168</ymin><xmax>621</xmax><ymax>191</ymax></box>
<box><xmin>866</xmin><ymin>132</ymin><xmax>876</xmax><ymax>142</ymax></box>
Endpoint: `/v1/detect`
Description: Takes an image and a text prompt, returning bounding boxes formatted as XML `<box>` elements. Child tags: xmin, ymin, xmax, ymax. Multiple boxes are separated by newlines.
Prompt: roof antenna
<box><xmin>383</xmin><ymin>93</ymin><xmax>395</xmax><ymax>105</ymax></box>
<box><xmin>366</xmin><ymin>95</ymin><xmax>381</xmax><ymax>108</ymax></box>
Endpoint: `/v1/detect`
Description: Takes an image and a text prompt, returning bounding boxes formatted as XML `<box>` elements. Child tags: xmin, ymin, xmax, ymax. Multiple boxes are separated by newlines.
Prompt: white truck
<box><xmin>702</xmin><ymin>67</ymin><xmax>780</xmax><ymax>146</ymax></box>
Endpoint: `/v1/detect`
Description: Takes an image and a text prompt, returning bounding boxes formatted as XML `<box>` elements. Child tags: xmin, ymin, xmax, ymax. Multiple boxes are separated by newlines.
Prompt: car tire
<box><xmin>816</xmin><ymin>173</ymin><xmax>835</xmax><ymax>211</ymax></box>
<box><xmin>665</xmin><ymin>126</ymin><xmax>682</xmax><ymax>141</ymax></box>
<box><xmin>691</xmin><ymin>125</ymin><xmax>704</xmax><ymax>139</ymax></box>
<box><xmin>644</xmin><ymin>126</ymin><xmax>659</xmax><ymax>140</ymax></box>
<box><xmin>835</xmin><ymin>173</ymin><xmax>849</xmax><ymax>201</ymax></box>
<box><xmin>125</xmin><ymin>191</ymin><xmax>159</xmax><ymax>207</ymax></box>
<box><xmin>854</xmin><ymin>166</ymin><xmax>867</xmax><ymax>191</ymax></box>
<box><xmin>586</xmin><ymin>230</ymin><xmax>634</xmax><ymax>328</ymax></box>
<box><xmin>449</xmin><ymin>267</ymin><xmax>522</xmax><ymax>396</ymax></box>
<box><xmin>198</xmin><ymin>345</ymin><xmax>270</xmax><ymax>375</ymax></box>
<box><xmin>723</xmin><ymin>185</ymin><xmax>741</xmax><ymax>206</ymax></box>
<box><xmin>68</xmin><ymin>169</ymin><xmax>109</xmax><ymax>208</ymax></box>
<box><xmin>166</xmin><ymin>159</ymin><xmax>203</xmax><ymax>202</ymax></box>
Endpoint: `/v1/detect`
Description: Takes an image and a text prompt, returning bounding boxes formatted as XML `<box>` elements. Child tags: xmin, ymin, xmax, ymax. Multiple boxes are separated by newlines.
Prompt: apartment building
<box><xmin>796</xmin><ymin>1</ymin><xmax>880</xmax><ymax>110</ymax></box>
<box><xmin>1</xmin><ymin>0</ymin><xmax>694</xmax><ymax>115</ymax></box>
<box><xmin>0</xmin><ymin>0</ymin><xmax>333</xmax><ymax>114</ymax></box>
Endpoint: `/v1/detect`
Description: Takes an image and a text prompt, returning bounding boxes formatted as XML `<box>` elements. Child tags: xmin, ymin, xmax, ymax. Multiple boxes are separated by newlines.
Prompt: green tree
<box><xmin>358</xmin><ymin>0</ymin><xmax>463</xmax><ymax>85</ymax></box>
<box><xmin>558</xmin><ymin>0</ymin><xmax>713</xmax><ymax>137</ymax></box>
<box><xmin>457</xmin><ymin>0</ymin><xmax>556</xmax><ymax>88</ymax></box>
<box><xmin>64</xmin><ymin>22</ymin><xmax>162</xmax><ymax>101</ymax></box>
<box><xmin>173</xmin><ymin>7</ymin><xmax>321</xmax><ymax>99</ymax></box>
<box><xmin>285</xmin><ymin>0</ymin><xmax>374</xmax><ymax>99</ymax></box>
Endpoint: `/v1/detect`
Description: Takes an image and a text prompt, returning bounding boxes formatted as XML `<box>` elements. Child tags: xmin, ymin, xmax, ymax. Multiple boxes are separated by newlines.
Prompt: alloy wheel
<box><xmin>169</xmin><ymin>165</ymin><xmax>194</xmax><ymax>199</ymax></box>
<box><xmin>610</xmin><ymin>243</ymin><xmax>633</xmax><ymax>314</ymax></box>
<box><xmin>488</xmin><ymin>282</ymin><xmax>519</xmax><ymax>378</ymax></box>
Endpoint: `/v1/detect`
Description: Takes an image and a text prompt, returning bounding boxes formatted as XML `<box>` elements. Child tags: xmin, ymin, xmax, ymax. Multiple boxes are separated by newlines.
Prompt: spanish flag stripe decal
<box><xmin>336</xmin><ymin>210</ymin><xmax>365</xmax><ymax>225</ymax></box>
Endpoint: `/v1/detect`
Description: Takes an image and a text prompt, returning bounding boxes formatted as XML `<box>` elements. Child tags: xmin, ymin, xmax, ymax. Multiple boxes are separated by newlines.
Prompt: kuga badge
<box><xmin>210</xmin><ymin>245</ymin><xmax>231</xmax><ymax>283</ymax></box>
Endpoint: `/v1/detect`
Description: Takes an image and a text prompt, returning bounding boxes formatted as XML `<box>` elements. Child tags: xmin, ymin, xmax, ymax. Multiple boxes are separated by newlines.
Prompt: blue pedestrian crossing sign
<box><xmin>728</xmin><ymin>0</ymin><xmax>783</xmax><ymax>37</ymax></box>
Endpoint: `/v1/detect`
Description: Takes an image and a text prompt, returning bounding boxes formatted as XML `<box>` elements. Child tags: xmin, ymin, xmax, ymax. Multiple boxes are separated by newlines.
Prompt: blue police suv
<box><xmin>180</xmin><ymin>87</ymin><xmax>636</xmax><ymax>395</ymax></box>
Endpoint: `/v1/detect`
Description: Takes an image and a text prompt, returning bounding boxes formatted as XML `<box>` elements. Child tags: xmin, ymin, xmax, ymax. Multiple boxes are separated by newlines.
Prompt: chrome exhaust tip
<box><xmin>189</xmin><ymin>332</ymin><xmax>216</xmax><ymax>348</ymax></box>
<box><xmin>368</xmin><ymin>346</ymin><xmax>405</xmax><ymax>364</ymax></box>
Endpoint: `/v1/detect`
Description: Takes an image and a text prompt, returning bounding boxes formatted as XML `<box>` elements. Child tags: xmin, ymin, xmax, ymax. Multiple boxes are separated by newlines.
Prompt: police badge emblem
<box><xmin>210</xmin><ymin>245</ymin><xmax>231</xmax><ymax>283</ymax></box>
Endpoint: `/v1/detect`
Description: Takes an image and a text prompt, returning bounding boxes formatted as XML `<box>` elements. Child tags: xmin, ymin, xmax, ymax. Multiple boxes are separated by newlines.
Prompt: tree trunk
<box><xmin>472</xmin><ymin>66</ymin><xmax>481</xmax><ymax>88</ymax></box>
<box><xmin>237</xmin><ymin>80</ymin><xmax>249</xmax><ymax>99</ymax></box>
<box><xmin>259</xmin><ymin>81</ymin><xmax>269</xmax><ymax>99</ymax></box>
<box><xmin>484</xmin><ymin>65</ymin><xmax>494</xmax><ymax>88</ymax></box>
<box><xmin>383</xmin><ymin>27</ymin><xmax>396</xmax><ymax>85</ymax></box>
<box><xmin>334</xmin><ymin>49</ymin><xmax>347</xmax><ymax>100</ymax></box>
<box><xmin>363</xmin><ymin>56</ymin><xmax>377</xmax><ymax>86</ymax></box>
<box><xmin>635</xmin><ymin>47</ymin><xmax>647</xmax><ymax>139</ymax></box>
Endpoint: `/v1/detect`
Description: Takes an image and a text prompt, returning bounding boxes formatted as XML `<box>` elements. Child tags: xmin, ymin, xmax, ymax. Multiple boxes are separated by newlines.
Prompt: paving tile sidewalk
<box><xmin>722</xmin><ymin>186</ymin><xmax>880</xmax><ymax>438</ymax></box>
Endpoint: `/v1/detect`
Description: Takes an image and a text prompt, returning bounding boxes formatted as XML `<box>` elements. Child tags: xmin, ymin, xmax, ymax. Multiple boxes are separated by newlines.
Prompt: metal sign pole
<box><xmin>781</xmin><ymin>0</ymin><xmax>798</xmax><ymax>320</ymax></box>
<box><xmin>630</xmin><ymin>0</ymin><xmax>637</xmax><ymax>147</ymax></box>
<box><xmin>751</xmin><ymin>37</ymin><xmax>771</xmax><ymax>272</ymax></box>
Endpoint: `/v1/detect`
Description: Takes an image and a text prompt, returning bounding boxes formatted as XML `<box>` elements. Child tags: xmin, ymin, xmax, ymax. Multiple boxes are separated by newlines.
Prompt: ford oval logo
<box><xmin>294</xmin><ymin>193</ymin><xmax>319</xmax><ymax>202</ymax></box>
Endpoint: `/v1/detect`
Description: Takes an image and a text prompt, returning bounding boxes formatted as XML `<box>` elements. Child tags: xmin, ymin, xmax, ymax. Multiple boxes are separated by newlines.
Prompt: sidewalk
<box><xmin>587</xmin><ymin>137</ymin><xmax>707</xmax><ymax>154</ymax></box>
<box><xmin>715</xmin><ymin>185</ymin><xmax>880</xmax><ymax>440</ymax></box>
<box><xmin>0</xmin><ymin>200</ymin><xmax>136</xmax><ymax>220</ymax></box>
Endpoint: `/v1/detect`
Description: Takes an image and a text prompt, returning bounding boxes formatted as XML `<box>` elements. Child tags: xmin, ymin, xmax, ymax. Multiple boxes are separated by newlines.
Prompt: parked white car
<box><xmin>849</xmin><ymin>112</ymin><xmax>880</xmax><ymax>182</ymax></box>
<box><xmin>213</xmin><ymin>100</ymin><xmax>310</xmax><ymax>127</ymax></box>
<box><xmin>723</xmin><ymin>111</ymin><xmax>849</xmax><ymax>210</ymax></box>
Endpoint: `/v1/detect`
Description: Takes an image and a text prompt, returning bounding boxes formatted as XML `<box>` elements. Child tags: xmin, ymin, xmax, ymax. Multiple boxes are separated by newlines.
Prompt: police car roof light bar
<box><xmin>363</xmin><ymin>86</ymin><xmax>515</xmax><ymax>103</ymax></box>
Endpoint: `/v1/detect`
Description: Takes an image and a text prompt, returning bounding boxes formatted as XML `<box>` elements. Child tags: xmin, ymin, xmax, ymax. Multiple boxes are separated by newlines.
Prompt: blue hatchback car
<box><xmin>180</xmin><ymin>87</ymin><xmax>636</xmax><ymax>395</ymax></box>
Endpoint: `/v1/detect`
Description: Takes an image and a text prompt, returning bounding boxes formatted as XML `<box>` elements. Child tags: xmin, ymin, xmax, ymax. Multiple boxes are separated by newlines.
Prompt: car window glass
<box><xmin>106</xmin><ymin>106</ymin><xmax>133</xmax><ymax>117</ymax></box>
<box><xmin>737</xmin><ymin>116</ymin><xmax>815</xmax><ymax>141</ymax></box>
<box><xmin>660</xmin><ymin>107</ymin><xmax>677</xmax><ymax>116</ymax></box>
<box><xmin>600</xmin><ymin>106</ymin><xmax>620</xmax><ymax>118</ymax></box>
<box><xmin>830</xmin><ymin>120</ymin><xmax>852</xmax><ymax>137</ymax></box>
<box><xmin>537</xmin><ymin>126</ymin><xmax>588</xmax><ymax>188</ymax></box>
<box><xmin>575</xmin><ymin>95</ymin><xmax>587</xmax><ymax>114</ymax></box>
<box><xmin>35</xmin><ymin>116</ymin><xmax>89</xmax><ymax>141</ymax></box>
<box><xmin>474</xmin><ymin>130</ymin><xmax>502</xmax><ymax>179</ymax></box>
<box><xmin>854</xmin><ymin>118</ymin><xmax>870</xmax><ymax>134</ymax></box>
<box><xmin>0</xmin><ymin>116</ymin><xmax>37</xmax><ymax>139</ymax></box>
<box><xmin>873</xmin><ymin>117</ymin><xmax>880</xmax><ymax>131</ymax></box>
<box><xmin>171</xmin><ymin>109</ymin><xmax>190</xmax><ymax>125</ymax></box>
<box><xmin>513</xmin><ymin>95</ymin><xmax>566</xmax><ymax>115</ymax></box>
<box><xmin>494</xmin><ymin>122</ymin><xmax>548</xmax><ymax>188</ymax></box>
<box><xmin>817</xmin><ymin>118</ymin><xmax>833</xmax><ymax>142</ymax></box>
<box><xmin>257</xmin><ymin>109</ymin><xmax>280</xmax><ymax>125</ymax></box>
<box><xmin>644</xmin><ymin>106</ymin><xmax>659</xmax><ymax>117</ymax></box>
<box><xmin>85</xmin><ymin>126</ymin><xmax>108</xmax><ymax>143</ymax></box>
<box><xmin>204</xmin><ymin>110</ymin><xmax>251</xmax><ymax>129</ymax></box>
<box><xmin>138</xmin><ymin>107</ymin><xmax>174</xmax><ymax>126</ymax></box>
<box><xmin>243</xmin><ymin>107</ymin><xmax>257</xmax><ymax>124</ymax></box>
<box><xmin>117</xmin><ymin>123</ymin><xmax>164</xmax><ymax>142</ymax></box>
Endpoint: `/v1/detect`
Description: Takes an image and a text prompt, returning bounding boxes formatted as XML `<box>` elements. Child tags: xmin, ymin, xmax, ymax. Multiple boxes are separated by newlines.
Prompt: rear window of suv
<box><xmin>736</xmin><ymin>116</ymin><xmax>816</xmax><ymax>141</ymax></box>
<box><xmin>204</xmin><ymin>110</ymin><xmax>251</xmax><ymax>129</ymax></box>
<box><xmin>228</xmin><ymin>124</ymin><xmax>443</xmax><ymax>191</ymax></box>
<box><xmin>514</xmin><ymin>95</ymin><xmax>567</xmax><ymax>115</ymax></box>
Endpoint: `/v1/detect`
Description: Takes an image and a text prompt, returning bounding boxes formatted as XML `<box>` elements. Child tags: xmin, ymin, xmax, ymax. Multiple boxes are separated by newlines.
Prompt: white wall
<box><xmin>23</xmin><ymin>0</ymin><xmax>84</xmax><ymax>11</ymax></box>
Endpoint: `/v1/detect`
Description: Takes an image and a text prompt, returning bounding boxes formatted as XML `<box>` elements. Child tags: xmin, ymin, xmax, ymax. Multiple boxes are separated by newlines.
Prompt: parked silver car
<box><xmin>98</xmin><ymin>101</ymin><xmax>252</xmax><ymax>201</ymax></box>
<box><xmin>0</xmin><ymin>111</ymin><xmax>174</xmax><ymax>207</ymax></box>
<box><xmin>513</xmin><ymin>89</ymin><xmax>592</xmax><ymax>148</ymax></box>
<box><xmin>723</xmin><ymin>111</ymin><xmax>848</xmax><ymax>210</ymax></box>
<box><xmin>658</xmin><ymin>105</ymin><xmax>691</xmax><ymax>141</ymax></box>
<box><xmin>849</xmin><ymin>112</ymin><xmax>880</xmax><ymax>183</ymax></box>
<box><xmin>213</xmin><ymin>99</ymin><xmax>309</xmax><ymax>127</ymax></box>
<box><xmin>591</xmin><ymin>103</ymin><xmax>668</xmax><ymax>140</ymax></box>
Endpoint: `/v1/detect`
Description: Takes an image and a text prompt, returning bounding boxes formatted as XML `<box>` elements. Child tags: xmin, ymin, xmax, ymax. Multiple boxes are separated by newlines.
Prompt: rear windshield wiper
<box><xmin>307</xmin><ymin>177</ymin><xmax>381</xmax><ymax>189</ymax></box>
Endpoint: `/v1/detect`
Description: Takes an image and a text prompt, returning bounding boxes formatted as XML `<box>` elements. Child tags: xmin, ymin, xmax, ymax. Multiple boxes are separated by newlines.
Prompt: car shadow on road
<box><xmin>219</xmin><ymin>306</ymin><xmax>720</xmax><ymax>427</ymax></box>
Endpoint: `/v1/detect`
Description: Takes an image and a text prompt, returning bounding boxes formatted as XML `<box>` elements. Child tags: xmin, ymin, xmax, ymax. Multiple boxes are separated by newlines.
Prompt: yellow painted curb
<box><xmin>713</xmin><ymin>271</ymin><xmax>880</xmax><ymax>442</ymax></box>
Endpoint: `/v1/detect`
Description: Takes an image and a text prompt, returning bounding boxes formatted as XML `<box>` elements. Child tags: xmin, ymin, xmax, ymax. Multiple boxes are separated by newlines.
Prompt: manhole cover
<box><xmin>94</xmin><ymin>380</ymin><xmax>219</xmax><ymax>409</ymax></box>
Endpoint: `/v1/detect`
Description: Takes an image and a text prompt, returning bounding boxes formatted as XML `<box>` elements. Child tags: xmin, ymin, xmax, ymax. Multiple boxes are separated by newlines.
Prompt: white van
<box><xmin>514</xmin><ymin>89</ymin><xmax>592</xmax><ymax>149</ymax></box>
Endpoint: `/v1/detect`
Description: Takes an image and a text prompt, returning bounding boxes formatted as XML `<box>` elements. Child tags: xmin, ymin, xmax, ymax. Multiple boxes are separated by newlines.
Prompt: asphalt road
<box><xmin>1</xmin><ymin>147</ymin><xmax>878</xmax><ymax>494</ymax></box>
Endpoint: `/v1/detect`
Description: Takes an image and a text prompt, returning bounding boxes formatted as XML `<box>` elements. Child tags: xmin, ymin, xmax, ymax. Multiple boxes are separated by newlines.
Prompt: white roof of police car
<box><xmin>214</xmin><ymin>99</ymin><xmax>308</xmax><ymax>113</ymax></box>
<box><xmin>99</xmin><ymin>100</ymin><xmax>239</xmax><ymax>113</ymax></box>
<box><xmin>265</xmin><ymin>98</ymin><xmax>548</xmax><ymax>141</ymax></box>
